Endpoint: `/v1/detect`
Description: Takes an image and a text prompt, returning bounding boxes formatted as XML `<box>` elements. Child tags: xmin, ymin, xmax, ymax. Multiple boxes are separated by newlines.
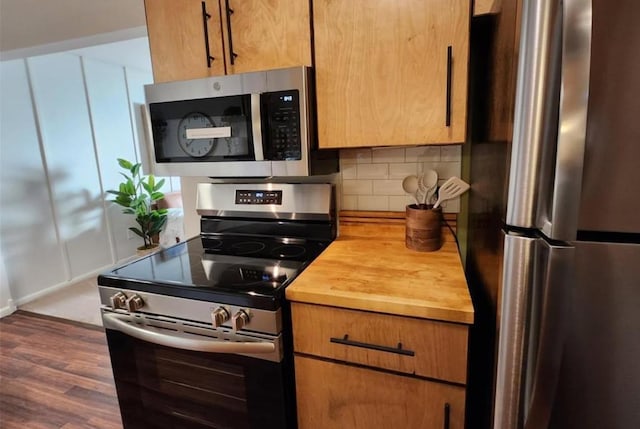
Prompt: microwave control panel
<box><xmin>235</xmin><ymin>190</ymin><xmax>283</xmax><ymax>205</ymax></box>
<box><xmin>262</xmin><ymin>90</ymin><xmax>302</xmax><ymax>161</ymax></box>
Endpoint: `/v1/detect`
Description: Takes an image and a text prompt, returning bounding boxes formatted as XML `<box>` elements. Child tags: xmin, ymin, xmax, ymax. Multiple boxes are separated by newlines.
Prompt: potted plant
<box><xmin>106</xmin><ymin>158</ymin><xmax>168</xmax><ymax>253</ymax></box>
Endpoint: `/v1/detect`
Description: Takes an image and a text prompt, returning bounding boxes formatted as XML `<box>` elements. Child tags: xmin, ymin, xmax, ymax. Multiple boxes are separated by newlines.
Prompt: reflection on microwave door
<box><xmin>177</xmin><ymin>112</ymin><xmax>216</xmax><ymax>157</ymax></box>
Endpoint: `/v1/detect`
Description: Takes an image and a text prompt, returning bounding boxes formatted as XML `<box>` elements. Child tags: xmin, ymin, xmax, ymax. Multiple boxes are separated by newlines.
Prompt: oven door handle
<box><xmin>103</xmin><ymin>313</ymin><xmax>276</xmax><ymax>354</ymax></box>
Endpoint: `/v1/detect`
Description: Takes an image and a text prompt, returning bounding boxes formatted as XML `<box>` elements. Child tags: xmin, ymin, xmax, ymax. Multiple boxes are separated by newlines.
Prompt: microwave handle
<box><xmin>251</xmin><ymin>93</ymin><xmax>264</xmax><ymax>161</ymax></box>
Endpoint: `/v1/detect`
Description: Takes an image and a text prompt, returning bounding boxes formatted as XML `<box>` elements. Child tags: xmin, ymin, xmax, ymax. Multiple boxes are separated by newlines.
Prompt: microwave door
<box><xmin>145</xmin><ymin>92</ymin><xmax>272</xmax><ymax>177</ymax></box>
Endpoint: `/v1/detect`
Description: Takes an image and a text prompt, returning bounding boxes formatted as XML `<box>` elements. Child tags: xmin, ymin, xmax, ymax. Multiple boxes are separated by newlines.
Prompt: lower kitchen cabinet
<box><xmin>290</xmin><ymin>302</ymin><xmax>469</xmax><ymax>428</ymax></box>
<box><xmin>294</xmin><ymin>356</ymin><xmax>465</xmax><ymax>429</ymax></box>
<box><xmin>286</xmin><ymin>220</ymin><xmax>474</xmax><ymax>429</ymax></box>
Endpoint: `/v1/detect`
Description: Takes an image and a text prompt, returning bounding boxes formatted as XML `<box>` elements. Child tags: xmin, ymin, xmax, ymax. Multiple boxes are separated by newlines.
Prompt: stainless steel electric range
<box><xmin>98</xmin><ymin>183</ymin><xmax>335</xmax><ymax>429</ymax></box>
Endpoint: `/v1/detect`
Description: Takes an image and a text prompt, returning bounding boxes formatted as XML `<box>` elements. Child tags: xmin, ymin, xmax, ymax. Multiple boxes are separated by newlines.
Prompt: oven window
<box><xmin>106</xmin><ymin>329</ymin><xmax>293</xmax><ymax>429</ymax></box>
<box><xmin>149</xmin><ymin>95</ymin><xmax>255</xmax><ymax>163</ymax></box>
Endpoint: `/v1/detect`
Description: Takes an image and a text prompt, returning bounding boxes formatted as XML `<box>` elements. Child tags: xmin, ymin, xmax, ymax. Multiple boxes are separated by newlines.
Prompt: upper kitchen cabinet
<box><xmin>145</xmin><ymin>0</ymin><xmax>225</xmax><ymax>83</ymax></box>
<box><xmin>144</xmin><ymin>0</ymin><xmax>312</xmax><ymax>83</ymax></box>
<box><xmin>313</xmin><ymin>0</ymin><xmax>471</xmax><ymax>148</ymax></box>
<box><xmin>220</xmin><ymin>0</ymin><xmax>312</xmax><ymax>74</ymax></box>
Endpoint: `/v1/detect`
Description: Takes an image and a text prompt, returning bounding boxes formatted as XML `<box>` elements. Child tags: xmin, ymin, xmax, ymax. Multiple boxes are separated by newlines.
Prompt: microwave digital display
<box><xmin>235</xmin><ymin>190</ymin><xmax>283</xmax><ymax>205</ymax></box>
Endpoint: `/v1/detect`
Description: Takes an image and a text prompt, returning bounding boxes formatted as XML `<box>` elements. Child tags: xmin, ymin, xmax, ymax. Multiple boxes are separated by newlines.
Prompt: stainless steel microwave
<box><xmin>142</xmin><ymin>66</ymin><xmax>338</xmax><ymax>177</ymax></box>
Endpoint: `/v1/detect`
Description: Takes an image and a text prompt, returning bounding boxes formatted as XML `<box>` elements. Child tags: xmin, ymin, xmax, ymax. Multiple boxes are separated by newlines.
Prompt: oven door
<box><xmin>102</xmin><ymin>311</ymin><xmax>295</xmax><ymax>429</ymax></box>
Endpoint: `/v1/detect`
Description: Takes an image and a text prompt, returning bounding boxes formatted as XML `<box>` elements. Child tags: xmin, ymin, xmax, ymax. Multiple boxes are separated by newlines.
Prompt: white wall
<box><xmin>28</xmin><ymin>53</ymin><xmax>113</xmax><ymax>278</ymax></box>
<box><xmin>0</xmin><ymin>38</ymin><xmax>175</xmax><ymax>307</ymax></box>
<box><xmin>83</xmin><ymin>57</ymin><xmax>146</xmax><ymax>262</ymax></box>
<box><xmin>0</xmin><ymin>59</ymin><xmax>69</xmax><ymax>303</ymax></box>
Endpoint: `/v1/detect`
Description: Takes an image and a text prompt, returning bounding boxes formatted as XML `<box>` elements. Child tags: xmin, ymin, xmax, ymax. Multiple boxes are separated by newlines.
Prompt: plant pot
<box><xmin>136</xmin><ymin>244</ymin><xmax>160</xmax><ymax>257</ymax></box>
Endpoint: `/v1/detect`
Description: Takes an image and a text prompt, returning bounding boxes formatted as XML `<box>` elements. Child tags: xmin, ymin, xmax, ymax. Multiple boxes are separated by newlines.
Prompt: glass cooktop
<box><xmin>98</xmin><ymin>236</ymin><xmax>330</xmax><ymax>310</ymax></box>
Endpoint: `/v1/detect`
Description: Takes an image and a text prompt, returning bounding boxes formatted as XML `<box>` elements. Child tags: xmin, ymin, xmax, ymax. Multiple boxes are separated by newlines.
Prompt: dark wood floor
<box><xmin>0</xmin><ymin>311</ymin><xmax>123</xmax><ymax>428</ymax></box>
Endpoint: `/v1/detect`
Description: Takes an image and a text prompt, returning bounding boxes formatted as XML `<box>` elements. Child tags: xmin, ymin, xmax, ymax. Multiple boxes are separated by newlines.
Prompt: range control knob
<box><xmin>109</xmin><ymin>292</ymin><xmax>127</xmax><ymax>309</ymax></box>
<box><xmin>211</xmin><ymin>307</ymin><xmax>230</xmax><ymax>328</ymax></box>
<box><xmin>125</xmin><ymin>294</ymin><xmax>145</xmax><ymax>312</ymax></box>
<box><xmin>232</xmin><ymin>310</ymin><xmax>250</xmax><ymax>332</ymax></box>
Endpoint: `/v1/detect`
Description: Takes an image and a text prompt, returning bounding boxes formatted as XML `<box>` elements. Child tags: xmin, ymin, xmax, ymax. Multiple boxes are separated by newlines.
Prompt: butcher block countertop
<box><xmin>286</xmin><ymin>211</ymin><xmax>474</xmax><ymax>324</ymax></box>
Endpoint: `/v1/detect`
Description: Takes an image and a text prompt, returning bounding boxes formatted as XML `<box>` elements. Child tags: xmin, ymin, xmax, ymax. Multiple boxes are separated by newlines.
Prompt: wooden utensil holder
<box><xmin>405</xmin><ymin>204</ymin><xmax>443</xmax><ymax>252</ymax></box>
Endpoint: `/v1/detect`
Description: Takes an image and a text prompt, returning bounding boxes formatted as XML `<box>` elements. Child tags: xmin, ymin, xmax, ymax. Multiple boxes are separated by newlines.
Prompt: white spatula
<box><xmin>432</xmin><ymin>177</ymin><xmax>470</xmax><ymax>209</ymax></box>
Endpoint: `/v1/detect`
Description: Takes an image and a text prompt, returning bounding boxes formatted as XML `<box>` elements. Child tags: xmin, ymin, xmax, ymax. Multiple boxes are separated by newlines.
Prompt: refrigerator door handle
<box><xmin>506</xmin><ymin>0</ymin><xmax>557</xmax><ymax>229</ymax></box>
<box><xmin>506</xmin><ymin>0</ymin><xmax>592</xmax><ymax>238</ymax></box>
<box><xmin>494</xmin><ymin>235</ymin><xmax>574</xmax><ymax>429</ymax></box>
<box><xmin>524</xmin><ymin>244</ymin><xmax>574</xmax><ymax>429</ymax></box>
<box><xmin>539</xmin><ymin>0</ymin><xmax>593</xmax><ymax>241</ymax></box>
<box><xmin>494</xmin><ymin>234</ymin><xmax>537</xmax><ymax>429</ymax></box>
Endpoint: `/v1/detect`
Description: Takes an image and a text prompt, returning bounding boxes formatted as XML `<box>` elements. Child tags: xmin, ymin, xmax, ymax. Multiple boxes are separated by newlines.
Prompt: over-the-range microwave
<box><xmin>142</xmin><ymin>66</ymin><xmax>338</xmax><ymax>177</ymax></box>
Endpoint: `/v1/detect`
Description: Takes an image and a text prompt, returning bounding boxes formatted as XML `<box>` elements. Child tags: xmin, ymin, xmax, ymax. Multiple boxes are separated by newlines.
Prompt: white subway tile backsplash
<box><xmin>373</xmin><ymin>180</ymin><xmax>406</xmax><ymax>196</ymax></box>
<box><xmin>358</xmin><ymin>195</ymin><xmax>389</xmax><ymax>211</ymax></box>
<box><xmin>342</xmin><ymin>195</ymin><xmax>358</xmax><ymax>210</ymax></box>
<box><xmin>340</xmin><ymin>148</ymin><xmax>372</xmax><ymax>164</ymax></box>
<box><xmin>406</xmin><ymin>146</ymin><xmax>441</xmax><ymax>162</ymax></box>
<box><xmin>371</xmin><ymin>147</ymin><xmax>405</xmax><ymax>163</ymax></box>
<box><xmin>389</xmin><ymin>162</ymin><xmax>418</xmax><ymax>179</ymax></box>
<box><xmin>338</xmin><ymin>146</ymin><xmax>462</xmax><ymax>213</ymax></box>
<box><xmin>357</xmin><ymin>163</ymin><xmax>388</xmax><ymax>179</ymax></box>
<box><xmin>441</xmin><ymin>145</ymin><xmax>462</xmax><ymax>161</ymax></box>
<box><xmin>341</xmin><ymin>164</ymin><xmax>357</xmax><ymax>180</ymax></box>
<box><xmin>342</xmin><ymin>179</ymin><xmax>373</xmax><ymax>195</ymax></box>
<box><xmin>389</xmin><ymin>195</ymin><xmax>413</xmax><ymax>211</ymax></box>
<box><xmin>441</xmin><ymin>197</ymin><xmax>461</xmax><ymax>213</ymax></box>
<box><xmin>425</xmin><ymin>161</ymin><xmax>461</xmax><ymax>179</ymax></box>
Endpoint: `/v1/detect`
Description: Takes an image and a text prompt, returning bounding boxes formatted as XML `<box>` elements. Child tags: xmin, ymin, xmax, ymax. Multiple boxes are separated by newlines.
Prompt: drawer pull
<box><xmin>330</xmin><ymin>335</ymin><xmax>415</xmax><ymax>356</ymax></box>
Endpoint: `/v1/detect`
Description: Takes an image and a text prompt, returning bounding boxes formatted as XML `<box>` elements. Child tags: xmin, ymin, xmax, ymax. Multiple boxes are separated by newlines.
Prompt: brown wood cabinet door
<box><xmin>313</xmin><ymin>0</ymin><xmax>471</xmax><ymax>148</ymax></box>
<box><xmin>145</xmin><ymin>0</ymin><xmax>225</xmax><ymax>83</ymax></box>
<box><xmin>220</xmin><ymin>0</ymin><xmax>312</xmax><ymax>74</ymax></box>
<box><xmin>295</xmin><ymin>356</ymin><xmax>466</xmax><ymax>429</ymax></box>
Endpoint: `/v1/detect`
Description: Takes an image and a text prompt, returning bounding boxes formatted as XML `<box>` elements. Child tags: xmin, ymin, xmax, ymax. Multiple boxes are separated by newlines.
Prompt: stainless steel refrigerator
<box><xmin>465</xmin><ymin>0</ymin><xmax>640</xmax><ymax>428</ymax></box>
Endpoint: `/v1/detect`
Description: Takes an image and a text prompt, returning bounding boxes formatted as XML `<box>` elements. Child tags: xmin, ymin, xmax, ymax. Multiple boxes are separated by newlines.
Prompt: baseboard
<box><xmin>0</xmin><ymin>299</ymin><xmax>17</xmax><ymax>318</ymax></box>
<box><xmin>13</xmin><ymin>264</ymin><xmax>116</xmax><ymax>307</ymax></box>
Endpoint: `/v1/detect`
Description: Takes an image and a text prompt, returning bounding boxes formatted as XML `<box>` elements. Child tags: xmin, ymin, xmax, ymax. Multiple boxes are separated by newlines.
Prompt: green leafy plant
<box><xmin>106</xmin><ymin>158</ymin><xmax>168</xmax><ymax>250</ymax></box>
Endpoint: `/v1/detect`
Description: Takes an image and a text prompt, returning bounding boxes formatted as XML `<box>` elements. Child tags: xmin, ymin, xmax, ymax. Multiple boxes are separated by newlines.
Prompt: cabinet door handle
<box><xmin>446</xmin><ymin>45</ymin><xmax>453</xmax><ymax>127</ymax></box>
<box><xmin>224</xmin><ymin>0</ymin><xmax>238</xmax><ymax>65</ymax></box>
<box><xmin>201</xmin><ymin>1</ymin><xmax>215</xmax><ymax>67</ymax></box>
<box><xmin>330</xmin><ymin>334</ymin><xmax>415</xmax><ymax>356</ymax></box>
<box><xmin>444</xmin><ymin>403</ymin><xmax>450</xmax><ymax>429</ymax></box>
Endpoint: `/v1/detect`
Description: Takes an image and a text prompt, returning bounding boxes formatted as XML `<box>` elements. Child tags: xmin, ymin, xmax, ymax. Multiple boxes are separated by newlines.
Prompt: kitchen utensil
<box><xmin>416</xmin><ymin>174</ymin><xmax>427</xmax><ymax>205</ymax></box>
<box><xmin>432</xmin><ymin>177</ymin><xmax>470</xmax><ymax>209</ymax></box>
<box><xmin>420</xmin><ymin>170</ymin><xmax>439</xmax><ymax>205</ymax></box>
<box><xmin>402</xmin><ymin>175</ymin><xmax>421</xmax><ymax>205</ymax></box>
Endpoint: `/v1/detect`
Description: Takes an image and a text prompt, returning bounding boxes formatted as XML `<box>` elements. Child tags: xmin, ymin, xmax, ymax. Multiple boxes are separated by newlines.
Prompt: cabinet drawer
<box><xmin>295</xmin><ymin>356</ymin><xmax>465</xmax><ymax>429</ymax></box>
<box><xmin>291</xmin><ymin>303</ymin><xmax>468</xmax><ymax>384</ymax></box>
